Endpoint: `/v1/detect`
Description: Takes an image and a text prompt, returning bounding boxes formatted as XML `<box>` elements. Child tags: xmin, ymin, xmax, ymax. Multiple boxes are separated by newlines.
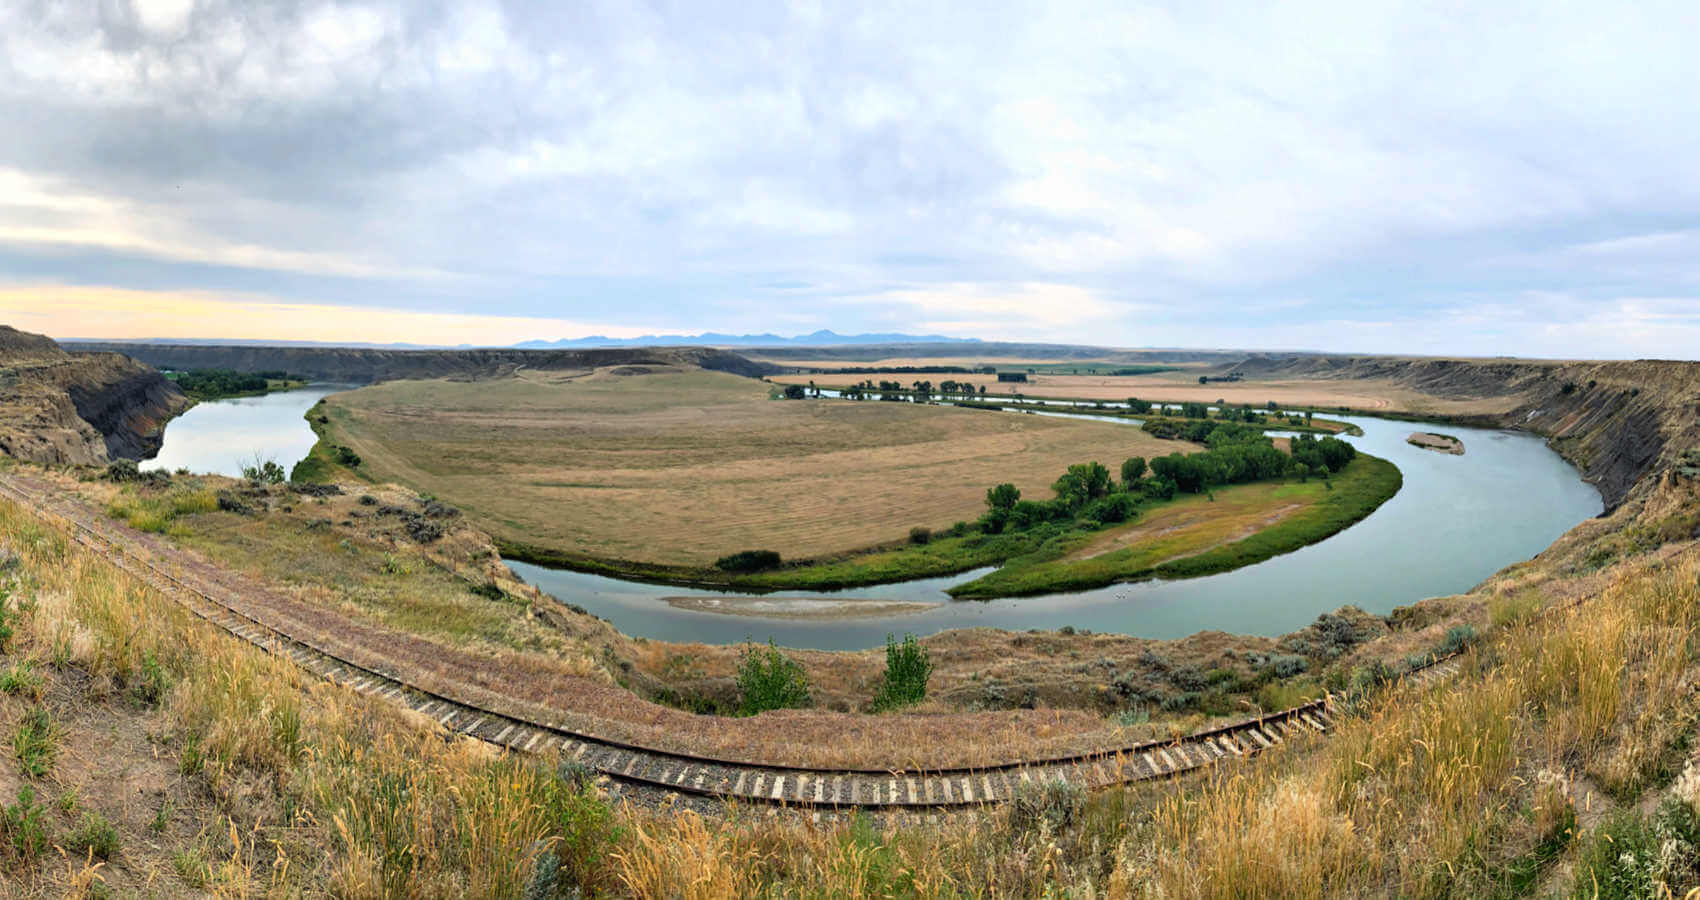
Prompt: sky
<box><xmin>3</xmin><ymin>0</ymin><xmax>1700</xmax><ymax>358</ymax></box>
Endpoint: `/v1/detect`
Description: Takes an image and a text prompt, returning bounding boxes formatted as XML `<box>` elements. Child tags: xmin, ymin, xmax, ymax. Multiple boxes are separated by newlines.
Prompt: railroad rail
<box><xmin>0</xmin><ymin>473</ymin><xmax>1420</xmax><ymax>815</ymax></box>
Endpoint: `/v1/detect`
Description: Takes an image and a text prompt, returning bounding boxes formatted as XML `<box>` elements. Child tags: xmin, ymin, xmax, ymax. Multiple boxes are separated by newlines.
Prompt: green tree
<box><xmin>782</xmin><ymin>384</ymin><xmax>807</xmax><ymax>399</ymax></box>
<box><xmin>1121</xmin><ymin>456</ymin><xmax>1147</xmax><ymax>484</ymax></box>
<box><xmin>872</xmin><ymin>633</ymin><xmax>933</xmax><ymax>711</ymax></box>
<box><xmin>736</xmin><ymin>640</ymin><xmax>811</xmax><ymax>715</ymax></box>
<box><xmin>985</xmin><ymin>483</ymin><xmax>1021</xmax><ymax>510</ymax></box>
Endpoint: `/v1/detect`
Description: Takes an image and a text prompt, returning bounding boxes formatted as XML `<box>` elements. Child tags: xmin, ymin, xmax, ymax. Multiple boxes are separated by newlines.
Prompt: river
<box><xmin>145</xmin><ymin>388</ymin><xmax>1605</xmax><ymax>650</ymax></box>
<box><xmin>141</xmin><ymin>384</ymin><xmax>347</xmax><ymax>478</ymax></box>
<box><xmin>507</xmin><ymin>412</ymin><xmax>1603</xmax><ymax>650</ymax></box>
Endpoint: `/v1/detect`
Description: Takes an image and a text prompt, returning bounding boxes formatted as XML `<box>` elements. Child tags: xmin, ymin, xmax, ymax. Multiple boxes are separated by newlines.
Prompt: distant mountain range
<box><xmin>511</xmin><ymin>330</ymin><xmax>981</xmax><ymax>349</ymax></box>
<box><xmin>59</xmin><ymin>330</ymin><xmax>981</xmax><ymax>351</ymax></box>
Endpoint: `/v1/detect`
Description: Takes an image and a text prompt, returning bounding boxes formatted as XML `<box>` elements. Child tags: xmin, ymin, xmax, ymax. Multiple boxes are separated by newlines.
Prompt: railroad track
<box><xmin>0</xmin><ymin>473</ymin><xmax>1418</xmax><ymax>817</ymax></box>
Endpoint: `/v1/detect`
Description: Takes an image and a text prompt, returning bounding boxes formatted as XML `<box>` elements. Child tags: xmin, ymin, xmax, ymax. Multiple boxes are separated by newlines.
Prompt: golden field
<box><xmin>317</xmin><ymin>366</ymin><xmax>1178</xmax><ymax>566</ymax></box>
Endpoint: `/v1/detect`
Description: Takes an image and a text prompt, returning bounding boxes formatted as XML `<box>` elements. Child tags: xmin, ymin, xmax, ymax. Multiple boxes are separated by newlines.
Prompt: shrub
<box><xmin>1009</xmin><ymin>777</ymin><xmax>1085</xmax><ymax>833</ymax></box>
<box><xmin>872</xmin><ymin>633</ymin><xmax>933</xmax><ymax>711</ymax></box>
<box><xmin>129</xmin><ymin>650</ymin><xmax>169</xmax><ymax>707</ymax></box>
<box><xmin>1436</xmin><ymin>624</ymin><xmax>1479</xmax><ymax>656</ymax></box>
<box><xmin>1572</xmin><ymin>798</ymin><xmax>1700</xmax><ymax>898</ymax></box>
<box><xmin>715</xmin><ymin>550</ymin><xmax>782</xmax><ymax>573</ymax></box>
<box><xmin>736</xmin><ymin>640</ymin><xmax>810</xmax><ymax>715</ymax></box>
<box><xmin>1</xmin><ymin>785</ymin><xmax>48</xmax><ymax>861</ymax></box>
<box><xmin>782</xmin><ymin>384</ymin><xmax>807</xmax><ymax>399</ymax></box>
<box><xmin>908</xmin><ymin>526</ymin><xmax>931</xmax><ymax>545</ymax></box>
<box><xmin>240</xmin><ymin>457</ymin><xmax>286</xmax><ymax>485</ymax></box>
<box><xmin>333</xmin><ymin>445</ymin><xmax>363</xmax><ymax>467</ymax></box>
<box><xmin>1083</xmin><ymin>493</ymin><xmax>1138</xmax><ymax>524</ymax></box>
<box><xmin>62</xmin><ymin>810</ymin><xmax>119</xmax><ymax>860</ymax></box>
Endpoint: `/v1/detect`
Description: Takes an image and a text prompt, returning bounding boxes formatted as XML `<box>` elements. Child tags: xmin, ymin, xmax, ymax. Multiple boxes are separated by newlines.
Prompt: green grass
<box><xmin>12</xmin><ymin>706</ymin><xmax>57</xmax><ymax>778</ymax></box>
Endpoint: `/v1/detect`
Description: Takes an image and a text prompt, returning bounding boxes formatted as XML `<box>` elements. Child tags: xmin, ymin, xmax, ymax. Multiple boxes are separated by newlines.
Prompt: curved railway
<box><xmin>0</xmin><ymin>472</ymin><xmax>1459</xmax><ymax>815</ymax></box>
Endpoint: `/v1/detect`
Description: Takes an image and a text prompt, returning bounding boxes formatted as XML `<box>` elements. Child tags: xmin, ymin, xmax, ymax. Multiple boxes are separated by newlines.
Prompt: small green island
<box><xmin>1406</xmin><ymin>431</ymin><xmax>1465</xmax><ymax>455</ymax></box>
<box><xmin>165</xmin><ymin>368</ymin><xmax>307</xmax><ymax>401</ymax></box>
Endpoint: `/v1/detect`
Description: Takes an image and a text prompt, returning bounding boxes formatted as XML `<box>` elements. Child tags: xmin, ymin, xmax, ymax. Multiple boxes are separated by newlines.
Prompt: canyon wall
<box><xmin>0</xmin><ymin>326</ymin><xmax>190</xmax><ymax>465</ymax></box>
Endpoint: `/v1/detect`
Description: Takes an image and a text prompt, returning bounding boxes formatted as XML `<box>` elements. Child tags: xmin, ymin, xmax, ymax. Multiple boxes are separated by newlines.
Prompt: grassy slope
<box><xmin>10</xmin><ymin>474</ymin><xmax>1699</xmax><ymax>896</ymax></box>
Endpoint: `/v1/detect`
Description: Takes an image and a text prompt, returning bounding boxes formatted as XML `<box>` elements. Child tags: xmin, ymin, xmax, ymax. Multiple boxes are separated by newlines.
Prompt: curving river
<box><xmin>142</xmin><ymin>384</ymin><xmax>348</xmax><ymax>478</ymax></box>
<box><xmin>507</xmin><ymin>412</ymin><xmax>1603</xmax><ymax>650</ymax></box>
<box><xmin>144</xmin><ymin>389</ymin><xmax>1605</xmax><ymax>651</ymax></box>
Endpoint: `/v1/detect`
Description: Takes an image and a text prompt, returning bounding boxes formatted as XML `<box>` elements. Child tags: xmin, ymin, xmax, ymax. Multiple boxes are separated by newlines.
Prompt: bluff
<box><xmin>0</xmin><ymin>326</ymin><xmax>190</xmax><ymax>465</ymax></box>
<box><xmin>1226</xmin><ymin>354</ymin><xmax>1700</xmax><ymax>510</ymax></box>
<box><xmin>59</xmin><ymin>342</ymin><xmax>776</xmax><ymax>383</ymax></box>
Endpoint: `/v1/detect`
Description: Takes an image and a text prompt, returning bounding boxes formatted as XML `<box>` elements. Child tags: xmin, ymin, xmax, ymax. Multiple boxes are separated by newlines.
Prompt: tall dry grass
<box><xmin>1116</xmin><ymin>554</ymin><xmax>1700</xmax><ymax>897</ymax></box>
<box><xmin>5</xmin><ymin>488</ymin><xmax>1698</xmax><ymax>897</ymax></box>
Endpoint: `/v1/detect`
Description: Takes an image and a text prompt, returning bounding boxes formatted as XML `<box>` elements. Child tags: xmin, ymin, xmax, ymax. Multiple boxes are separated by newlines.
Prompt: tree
<box><xmin>985</xmin><ymin>483</ymin><xmax>1021</xmax><ymax>510</ymax></box>
<box><xmin>1052</xmin><ymin>462</ymin><xmax>1110</xmax><ymax>510</ymax></box>
<box><xmin>1121</xmin><ymin>456</ymin><xmax>1147</xmax><ymax>484</ymax></box>
<box><xmin>737</xmin><ymin>640</ymin><xmax>811</xmax><ymax>715</ymax></box>
<box><xmin>1127</xmin><ymin>397</ymin><xmax>1145</xmax><ymax>412</ymax></box>
<box><xmin>782</xmin><ymin>384</ymin><xmax>807</xmax><ymax>399</ymax></box>
<box><xmin>872</xmin><ymin>633</ymin><xmax>933</xmax><ymax>711</ymax></box>
<box><xmin>1199</xmin><ymin>375</ymin><xmax>1209</xmax><ymax>384</ymax></box>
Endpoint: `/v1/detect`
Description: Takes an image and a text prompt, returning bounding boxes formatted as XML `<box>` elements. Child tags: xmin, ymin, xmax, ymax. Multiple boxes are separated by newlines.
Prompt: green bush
<box><xmin>62</xmin><ymin>810</ymin><xmax>119</xmax><ymax>860</ymax></box>
<box><xmin>872</xmin><ymin>633</ymin><xmax>933</xmax><ymax>711</ymax></box>
<box><xmin>736</xmin><ymin>640</ymin><xmax>811</xmax><ymax>715</ymax></box>
<box><xmin>715</xmin><ymin>550</ymin><xmax>783</xmax><ymax>572</ymax></box>
<box><xmin>1572</xmin><ymin>798</ymin><xmax>1700</xmax><ymax>898</ymax></box>
<box><xmin>1</xmin><ymin>785</ymin><xmax>48</xmax><ymax>861</ymax></box>
<box><xmin>908</xmin><ymin>526</ymin><xmax>931</xmax><ymax>545</ymax></box>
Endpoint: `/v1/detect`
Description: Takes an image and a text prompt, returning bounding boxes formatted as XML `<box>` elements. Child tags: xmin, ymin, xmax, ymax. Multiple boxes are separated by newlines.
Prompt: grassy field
<box><xmin>313</xmin><ymin>366</ymin><xmax>1180</xmax><ymax>568</ymax></box>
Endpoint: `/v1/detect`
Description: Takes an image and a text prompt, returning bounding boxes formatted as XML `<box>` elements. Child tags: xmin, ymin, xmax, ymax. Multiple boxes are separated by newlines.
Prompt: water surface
<box><xmin>143</xmin><ymin>385</ymin><xmax>347</xmax><ymax>478</ymax></box>
<box><xmin>508</xmin><ymin>413</ymin><xmax>1602</xmax><ymax>650</ymax></box>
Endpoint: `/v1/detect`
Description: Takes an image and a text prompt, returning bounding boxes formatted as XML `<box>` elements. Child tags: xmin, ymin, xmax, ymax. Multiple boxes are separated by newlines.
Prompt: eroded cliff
<box><xmin>0</xmin><ymin>326</ymin><xmax>190</xmax><ymax>465</ymax></box>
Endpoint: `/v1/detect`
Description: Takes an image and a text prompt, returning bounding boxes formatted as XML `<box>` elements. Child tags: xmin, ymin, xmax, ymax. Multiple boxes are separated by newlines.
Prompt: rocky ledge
<box><xmin>0</xmin><ymin>325</ymin><xmax>190</xmax><ymax>465</ymax></box>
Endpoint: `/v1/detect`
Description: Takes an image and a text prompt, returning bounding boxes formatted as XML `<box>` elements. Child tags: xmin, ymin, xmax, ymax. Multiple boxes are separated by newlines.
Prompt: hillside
<box><xmin>59</xmin><ymin>341</ymin><xmax>775</xmax><ymax>383</ymax></box>
<box><xmin>0</xmin><ymin>326</ymin><xmax>188</xmax><ymax>464</ymax></box>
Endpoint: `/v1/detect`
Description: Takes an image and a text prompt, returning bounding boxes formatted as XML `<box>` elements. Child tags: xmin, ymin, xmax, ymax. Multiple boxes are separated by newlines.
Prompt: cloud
<box><xmin>0</xmin><ymin>0</ymin><xmax>1697</xmax><ymax>357</ymax></box>
<box><xmin>0</xmin><ymin>283</ymin><xmax>643</xmax><ymax>346</ymax></box>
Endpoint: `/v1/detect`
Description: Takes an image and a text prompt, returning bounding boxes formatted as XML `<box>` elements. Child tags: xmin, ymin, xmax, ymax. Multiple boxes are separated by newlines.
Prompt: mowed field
<box><xmin>320</xmin><ymin>366</ymin><xmax>1179</xmax><ymax>566</ymax></box>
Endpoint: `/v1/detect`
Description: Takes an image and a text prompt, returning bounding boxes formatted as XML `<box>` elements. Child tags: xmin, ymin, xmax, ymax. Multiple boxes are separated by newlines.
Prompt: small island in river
<box><xmin>1407</xmin><ymin>431</ymin><xmax>1465</xmax><ymax>455</ymax></box>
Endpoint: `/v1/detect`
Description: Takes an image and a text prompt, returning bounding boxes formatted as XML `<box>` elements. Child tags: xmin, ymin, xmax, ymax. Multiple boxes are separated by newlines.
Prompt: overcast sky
<box><xmin>3</xmin><ymin>0</ymin><xmax>1700</xmax><ymax>357</ymax></box>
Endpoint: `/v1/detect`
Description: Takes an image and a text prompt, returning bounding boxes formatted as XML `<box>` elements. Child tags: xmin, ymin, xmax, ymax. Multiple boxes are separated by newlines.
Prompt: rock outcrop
<box><xmin>0</xmin><ymin>326</ymin><xmax>190</xmax><ymax>465</ymax></box>
<box><xmin>59</xmin><ymin>342</ymin><xmax>777</xmax><ymax>383</ymax></box>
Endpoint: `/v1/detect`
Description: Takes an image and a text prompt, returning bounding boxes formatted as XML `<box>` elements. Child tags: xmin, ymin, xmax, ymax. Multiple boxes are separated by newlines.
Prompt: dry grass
<box><xmin>320</xmin><ymin>366</ymin><xmax>1176</xmax><ymax>566</ymax></box>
